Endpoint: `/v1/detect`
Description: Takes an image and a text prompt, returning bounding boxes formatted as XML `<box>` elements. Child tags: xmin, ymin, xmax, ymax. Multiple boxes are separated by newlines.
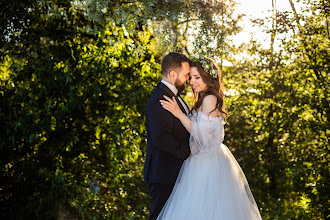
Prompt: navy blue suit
<box><xmin>144</xmin><ymin>82</ymin><xmax>191</xmax><ymax>220</ymax></box>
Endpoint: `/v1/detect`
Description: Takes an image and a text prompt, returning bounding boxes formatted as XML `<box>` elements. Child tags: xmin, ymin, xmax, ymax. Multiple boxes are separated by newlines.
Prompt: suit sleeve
<box><xmin>148</xmin><ymin>97</ymin><xmax>190</xmax><ymax>159</ymax></box>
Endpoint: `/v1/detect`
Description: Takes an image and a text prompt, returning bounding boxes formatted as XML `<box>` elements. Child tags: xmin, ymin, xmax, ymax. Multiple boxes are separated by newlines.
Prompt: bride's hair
<box><xmin>190</xmin><ymin>58</ymin><xmax>228</xmax><ymax>120</ymax></box>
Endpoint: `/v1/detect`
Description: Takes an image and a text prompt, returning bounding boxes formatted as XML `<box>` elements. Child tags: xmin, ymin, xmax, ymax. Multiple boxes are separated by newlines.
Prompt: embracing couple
<box><xmin>144</xmin><ymin>52</ymin><xmax>262</xmax><ymax>220</ymax></box>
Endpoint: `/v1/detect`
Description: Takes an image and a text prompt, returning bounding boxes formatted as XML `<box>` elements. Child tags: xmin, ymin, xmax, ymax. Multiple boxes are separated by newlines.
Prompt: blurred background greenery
<box><xmin>0</xmin><ymin>0</ymin><xmax>329</xmax><ymax>219</ymax></box>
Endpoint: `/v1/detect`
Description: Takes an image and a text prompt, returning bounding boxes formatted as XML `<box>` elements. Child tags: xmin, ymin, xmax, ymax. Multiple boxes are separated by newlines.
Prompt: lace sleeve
<box><xmin>189</xmin><ymin>111</ymin><xmax>225</xmax><ymax>155</ymax></box>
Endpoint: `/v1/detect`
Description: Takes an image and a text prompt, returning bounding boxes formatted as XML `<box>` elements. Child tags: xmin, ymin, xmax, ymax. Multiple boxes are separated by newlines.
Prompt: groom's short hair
<box><xmin>161</xmin><ymin>52</ymin><xmax>190</xmax><ymax>76</ymax></box>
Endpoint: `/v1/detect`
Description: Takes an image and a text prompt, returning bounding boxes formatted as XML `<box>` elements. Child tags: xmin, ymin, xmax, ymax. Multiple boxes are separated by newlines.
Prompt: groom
<box><xmin>144</xmin><ymin>52</ymin><xmax>191</xmax><ymax>220</ymax></box>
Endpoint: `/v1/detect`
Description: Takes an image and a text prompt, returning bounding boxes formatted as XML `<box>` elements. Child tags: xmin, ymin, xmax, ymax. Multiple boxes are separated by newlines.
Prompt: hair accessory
<box><xmin>190</xmin><ymin>54</ymin><xmax>218</xmax><ymax>78</ymax></box>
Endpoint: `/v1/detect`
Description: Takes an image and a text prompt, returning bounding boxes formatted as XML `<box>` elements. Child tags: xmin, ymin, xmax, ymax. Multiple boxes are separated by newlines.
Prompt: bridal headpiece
<box><xmin>190</xmin><ymin>54</ymin><xmax>218</xmax><ymax>78</ymax></box>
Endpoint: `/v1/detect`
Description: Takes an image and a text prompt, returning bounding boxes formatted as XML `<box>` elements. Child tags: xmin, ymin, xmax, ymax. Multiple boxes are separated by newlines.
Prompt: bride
<box><xmin>158</xmin><ymin>55</ymin><xmax>262</xmax><ymax>220</ymax></box>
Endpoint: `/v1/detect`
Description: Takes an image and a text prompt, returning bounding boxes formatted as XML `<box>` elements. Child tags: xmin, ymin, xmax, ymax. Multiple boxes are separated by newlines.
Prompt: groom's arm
<box><xmin>148</xmin><ymin>97</ymin><xmax>190</xmax><ymax>160</ymax></box>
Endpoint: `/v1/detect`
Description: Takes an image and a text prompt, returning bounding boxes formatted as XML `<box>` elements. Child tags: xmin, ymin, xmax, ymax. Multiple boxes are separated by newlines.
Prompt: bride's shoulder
<box><xmin>203</xmin><ymin>95</ymin><xmax>217</xmax><ymax>103</ymax></box>
<box><xmin>201</xmin><ymin>95</ymin><xmax>219</xmax><ymax>117</ymax></box>
<box><xmin>201</xmin><ymin>95</ymin><xmax>217</xmax><ymax>108</ymax></box>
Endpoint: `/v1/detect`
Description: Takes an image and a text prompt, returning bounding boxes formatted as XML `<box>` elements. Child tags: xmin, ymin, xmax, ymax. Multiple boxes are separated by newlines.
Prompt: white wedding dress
<box><xmin>157</xmin><ymin>111</ymin><xmax>262</xmax><ymax>220</ymax></box>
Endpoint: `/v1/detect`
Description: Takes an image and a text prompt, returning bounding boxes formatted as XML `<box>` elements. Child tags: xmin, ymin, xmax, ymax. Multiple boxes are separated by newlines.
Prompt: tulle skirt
<box><xmin>157</xmin><ymin>144</ymin><xmax>262</xmax><ymax>220</ymax></box>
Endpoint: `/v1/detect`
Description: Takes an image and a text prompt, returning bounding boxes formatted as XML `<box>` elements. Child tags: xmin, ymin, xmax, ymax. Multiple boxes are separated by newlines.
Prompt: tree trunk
<box><xmin>289</xmin><ymin>0</ymin><xmax>303</xmax><ymax>33</ymax></box>
<box><xmin>269</xmin><ymin>0</ymin><xmax>277</xmax><ymax>71</ymax></box>
<box><xmin>172</xmin><ymin>22</ymin><xmax>178</xmax><ymax>49</ymax></box>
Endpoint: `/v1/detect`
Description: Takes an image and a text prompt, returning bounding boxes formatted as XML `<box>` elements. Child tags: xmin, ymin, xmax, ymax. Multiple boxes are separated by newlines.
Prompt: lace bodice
<box><xmin>189</xmin><ymin>110</ymin><xmax>226</xmax><ymax>155</ymax></box>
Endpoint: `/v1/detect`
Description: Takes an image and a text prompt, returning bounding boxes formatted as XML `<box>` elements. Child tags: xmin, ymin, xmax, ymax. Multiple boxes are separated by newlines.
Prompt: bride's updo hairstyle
<box><xmin>190</xmin><ymin>57</ymin><xmax>228</xmax><ymax>120</ymax></box>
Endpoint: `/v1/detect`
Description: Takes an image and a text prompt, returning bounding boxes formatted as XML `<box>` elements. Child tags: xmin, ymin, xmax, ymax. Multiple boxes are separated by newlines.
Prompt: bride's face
<box><xmin>190</xmin><ymin>67</ymin><xmax>207</xmax><ymax>93</ymax></box>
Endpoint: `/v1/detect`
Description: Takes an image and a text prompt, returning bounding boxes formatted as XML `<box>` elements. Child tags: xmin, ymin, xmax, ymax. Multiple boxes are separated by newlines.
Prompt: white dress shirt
<box><xmin>161</xmin><ymin>79</ymin><xmax>189</xmax><ymax>115</ymax></box>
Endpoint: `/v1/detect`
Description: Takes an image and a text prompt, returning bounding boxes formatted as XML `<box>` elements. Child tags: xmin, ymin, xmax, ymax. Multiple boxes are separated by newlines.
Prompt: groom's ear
<box><xmin>169</xmin><ymin>70</ymin><xmax>177</xmax><ymax>79</ymax></box>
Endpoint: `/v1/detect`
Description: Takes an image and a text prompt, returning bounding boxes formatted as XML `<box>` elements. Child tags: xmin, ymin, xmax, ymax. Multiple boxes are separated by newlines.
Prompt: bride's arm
<box><xmin>160</xmin><ymin>96</ymin><xmax>192</xmax><ymax>133</ymax></box>
<box><xmin>161</xmin><ymin>94</ymin><xmax>222</xmax><ymax>155</ymax></box>
<box><xmin>160</xmin><ymin>95</ymin><xmax>219</xmax><ymax>133</ymax></box>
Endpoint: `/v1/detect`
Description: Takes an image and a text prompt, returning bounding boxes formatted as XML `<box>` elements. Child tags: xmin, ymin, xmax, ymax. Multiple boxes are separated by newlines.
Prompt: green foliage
<box><xmin>1</xmin><ymin>0</ymin><xmax>160</xmax><ymax>219</ymax></box>
<box><xmin>85</xmin><ymin>0</ymin><xmax>243</xmax><ymax>62</ymax></box>
<box><xmin>1</xmin><ymin>0</ymin><xmax>329</xmax><ymax>219</ymax></box>
<box><xmin>223</xmin><ymin>0</ymin><xmax>329</xmax><ymax>219</ymax></box>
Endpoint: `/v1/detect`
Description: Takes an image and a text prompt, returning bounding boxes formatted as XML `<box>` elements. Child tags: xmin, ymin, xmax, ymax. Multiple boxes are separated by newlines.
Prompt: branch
<box><xmin>288</xmin><ymin>0</ymin><xmax>303</xmax><ymax>33</ymax></box>
<box><xmin>177</xmin><ymin>18</ymin><xmax>200</xmax><ymax>26</ymax></box>
<box><xmin>326</xmin><ymin>15</ymin><xmax>330</xmax><ymax>39</ymax></box>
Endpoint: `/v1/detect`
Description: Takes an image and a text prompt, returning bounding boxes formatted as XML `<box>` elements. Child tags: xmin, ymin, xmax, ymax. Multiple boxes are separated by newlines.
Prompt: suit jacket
<box><xmin>144</xmin><ymin>82</ymin><xmax>191</xmax><ymax>184</ymax></box>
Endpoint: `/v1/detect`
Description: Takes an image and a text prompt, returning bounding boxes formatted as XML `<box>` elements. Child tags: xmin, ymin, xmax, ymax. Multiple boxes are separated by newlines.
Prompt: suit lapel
<box><xmin>174</xmin><ymin>96</ymin><xmax>186</xmax><ymax>115</ymax></box>
<box><xmin>158</xmin><ymin>82</ymin><xmax>186</xmax><ymax>114</ymax></box>
<box><xmin>179</xmin><ymin>97</ymin><xmax>190</xmax><ymax>114</ymax></box>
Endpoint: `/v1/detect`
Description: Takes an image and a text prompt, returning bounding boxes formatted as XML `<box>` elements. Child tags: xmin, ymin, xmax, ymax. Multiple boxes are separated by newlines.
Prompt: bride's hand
<box><xmin>160</xmin><ymin>95</ymin><xmax>184</xmax><ymax>119</ymax></box>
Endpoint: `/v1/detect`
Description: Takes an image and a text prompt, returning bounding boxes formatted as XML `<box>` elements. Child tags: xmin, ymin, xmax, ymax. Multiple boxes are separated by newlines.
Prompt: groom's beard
<box><xmin>174</xmin><ymin>79</ymin><xmax>186</xmax><ymax>93</ymax></box>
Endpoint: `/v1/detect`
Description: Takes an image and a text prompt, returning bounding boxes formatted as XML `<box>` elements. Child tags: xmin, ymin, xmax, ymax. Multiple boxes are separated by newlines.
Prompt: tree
<box><xmin>223</xmin><ymin>0</ymin><xmax>329</xmax><ymax>218</ymax></box>
<box><xmin>1</xmin><ymin>0</ymin><xmax>160</xmax><ymax>219</ymax></box>
<box><xmin>85</xmin><ymin>0</ymin><xmax>243</xmax><ymax>69</ymax></box>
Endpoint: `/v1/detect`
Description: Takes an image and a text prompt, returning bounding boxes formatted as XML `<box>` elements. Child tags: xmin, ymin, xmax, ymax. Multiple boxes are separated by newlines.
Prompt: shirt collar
<box><xmin>161</xmin><ymin>79</ymin><xmax>178</xmax><ymax>96</ymax></box>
